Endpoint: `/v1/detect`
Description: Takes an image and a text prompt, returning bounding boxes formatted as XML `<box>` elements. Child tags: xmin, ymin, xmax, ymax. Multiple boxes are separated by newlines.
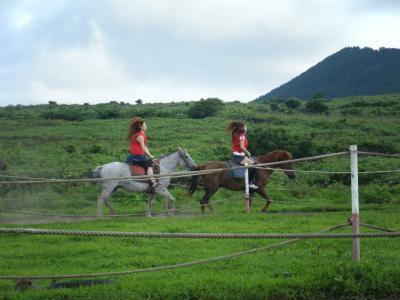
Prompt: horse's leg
<box><xmin>96</xmin><ymin>186</ymin><xmax>115</xmax><ymax>216</ymax></box>
<box><xmin>200</xmin><ymin>188</ymin><xmax>218</xmax><ymax>215</ymax></box>
<box><xmin>158</xmin><ymin>188</ymin><xmax>176</xmax><ymax>216</ymax></box>
<box><xmin>207</xmin><ymin>197</ymin><xmax>215</xmax><ymax>213</ymax></box>
<box><xmin>256</xmin><ymin>188</ymin><xmax>272</xmax><ymax>213</ymax></box>
<box><xmin>249</xmin><ymin>190</ymin><xmax>255</xmax><ymax>210</ymax></box>
<box><xmin>104</xmin><ymin>201</ymin><xmax>115</xmax><ymax>215</ymax></box>
<box><xmin>164</xmin><ymin>196</ymin><xmax>169</xmax><ymax>211</ymax></box>
<box><xmin>146</xmin><ymin>193</ymin><xmax>155</xmax><ymax>217</ymax></box>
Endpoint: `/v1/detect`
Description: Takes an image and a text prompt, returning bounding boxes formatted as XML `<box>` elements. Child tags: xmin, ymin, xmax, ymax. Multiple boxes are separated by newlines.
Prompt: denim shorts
<box><xmin>126</xmin><ymin>154</ymin><xmax>154</xmax><ymax>168</ymax></box>
<box><xmin>232</xmin><ymin>155</ymin><xmax>246</xmax><ymax>164</ymax></box>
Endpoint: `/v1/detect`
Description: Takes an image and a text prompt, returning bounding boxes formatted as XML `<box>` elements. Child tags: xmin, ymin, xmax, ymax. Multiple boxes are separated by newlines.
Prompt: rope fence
<box><xmin>0</xmin><ymin>222</ymin><xmax>351</xmax><ymax>280</ymax></box>
<box><xmin>0</xmin><ymin>150</ymin><xmax>397</xmax><ymax>177</ymax></box>
<box><xmin>1</xmin><ymin>227</ymin><xmax>399</xmax><ymax>239</ymax></box>
<box><xmin>0</xmin><ymin>221</ymin><xmax>398</xmax><ymax>280</ymax></box>
<box><xmin>1</xmin><ymin>150</ymin><xmax>399</xmax><ymax>186</ymax></box>
<box><xmin>0</xmin><ymin>151</ymin><xmax>349</xmax><ymax>185</ymax></box>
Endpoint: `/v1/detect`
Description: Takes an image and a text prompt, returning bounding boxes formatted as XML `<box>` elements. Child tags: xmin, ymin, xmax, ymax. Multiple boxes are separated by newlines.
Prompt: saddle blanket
<box><xmin>225</xmin><ymin>160</ymin><xmax>246</xmax><ymax>178</ymax></box>
<box><xmin>129</xmin><ymin>159</ymin><xmax>160</xmax><ymax>176</ymax></box>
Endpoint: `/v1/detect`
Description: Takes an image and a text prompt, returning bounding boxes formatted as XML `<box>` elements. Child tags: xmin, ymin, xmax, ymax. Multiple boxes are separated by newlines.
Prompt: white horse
<box><xmin>92</xmin><ymin>148</ymin><xmax>197</xmax><ymax>216</ymax></box>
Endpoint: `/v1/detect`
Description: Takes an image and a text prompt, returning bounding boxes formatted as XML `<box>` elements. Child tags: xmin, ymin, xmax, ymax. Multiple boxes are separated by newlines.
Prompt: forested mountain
<box><xmin>255</xmin><ymin>47</ymin><xmax>400</xmax><ymax>101</ymax></box>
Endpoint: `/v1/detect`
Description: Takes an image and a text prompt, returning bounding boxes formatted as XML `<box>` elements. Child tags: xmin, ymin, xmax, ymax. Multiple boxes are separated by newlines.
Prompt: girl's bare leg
<box><xmin>240</xmin><ymin>157</ymin><xmax>255</xmax><ymax>165</ymax></box>
<box><xmin>147</xmin><ymin>167</ymin><xmax>157</xmax><ymax>187</ymax></box>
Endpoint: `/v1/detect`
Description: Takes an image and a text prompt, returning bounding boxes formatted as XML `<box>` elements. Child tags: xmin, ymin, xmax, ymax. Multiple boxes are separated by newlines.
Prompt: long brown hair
<box><xmin>226</xmin><ymin>121</ymin><xmax>245</xmax><ymax>138</ymax></box>
<box><xmin>127</xmin><ymin>117</ymin><xmax>145</xmax><ymax>140</ymax></box>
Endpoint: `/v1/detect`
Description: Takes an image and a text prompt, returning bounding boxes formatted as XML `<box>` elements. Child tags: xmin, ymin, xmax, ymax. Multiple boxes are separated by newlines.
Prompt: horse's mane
<box><xmin>256</xmin><ymin>150</ymin><xmax>292</xmax><ymax>163</ymax></box>
<box><xmin>157</xmin><ymin>148</ymin><xmax>182</xmax><ymax>159</ymax></box>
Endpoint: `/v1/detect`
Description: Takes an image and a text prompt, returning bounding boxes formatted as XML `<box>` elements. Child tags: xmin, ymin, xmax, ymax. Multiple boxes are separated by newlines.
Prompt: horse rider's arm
<box><xmin>239</xmin><ymin>138</ymin><xmax>251</xmax><ymax>157</ymax></box>
<box><xmin>136</xmin><ymin>135</ymin><xmax>154</xmax><ymax>159</ymax></box>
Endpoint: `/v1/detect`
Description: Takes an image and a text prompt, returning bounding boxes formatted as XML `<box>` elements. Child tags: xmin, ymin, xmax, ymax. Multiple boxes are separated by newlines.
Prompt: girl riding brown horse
<box><xmin>189</xmin><ymin>150</ymin><xmax>296</xmax><ymax>214</ymax></box>
<box><xmin>226</xmin><ymin>121</ymin><xmax>258</xmax><ymax>189</ymax></box>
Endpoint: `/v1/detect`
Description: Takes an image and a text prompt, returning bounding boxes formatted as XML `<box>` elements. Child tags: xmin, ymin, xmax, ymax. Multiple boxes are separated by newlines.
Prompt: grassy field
<box><xmin>0</xmin><ymin>207</ymin><xmax>399</xmax><ymax>299</ymax></box>
<box><xmin>0</xmin><ymin>95</ymin><xmax>400</xmax><ymax>299</ymax></box>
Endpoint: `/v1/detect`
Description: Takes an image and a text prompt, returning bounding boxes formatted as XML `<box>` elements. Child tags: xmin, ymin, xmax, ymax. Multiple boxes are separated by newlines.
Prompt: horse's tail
<box><xmin>188</xmin><ymin>165</ymin><xmax>206</xmax><ymax>196</ymax></box>
<box><xmin>91</xmin><ymin>166</ymin><xmax>103</xmax><ymax>178</ymax></box>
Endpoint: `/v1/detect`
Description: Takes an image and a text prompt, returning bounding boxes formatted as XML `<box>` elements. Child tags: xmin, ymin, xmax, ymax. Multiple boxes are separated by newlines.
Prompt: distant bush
<box><xmin>359</xmin><ymin>141</ymin><xmax>398</xmax><ymax>153</ymax></box>
<box><xmin>248</xmin><ymin>127</ymin><xmax>313</xmax><ymax>157</ymax></box>
<box><xmin>187</xmin><ymin>98</ymin><xmax>224</xmax><ymax>119</ymax></box>
<box><xmin>360</xmin><ymin>184</ymin><xmax>394</xmax><ymax>204</ymax></box>
<box><xmin>40</xmin><ymin>109</ymin><xmax>86</xmax><ymax>121</ymax></box>
<box><xmin>95</xmin><ymin>107</ymin><xmax>122</xmax><ymax>119</ymax></box>
<box><xmin>85</xmin><ymin>145</ymin><xmax>103</xmax><ymax>154</ymax></box>
<box><xmin>284</xmin><ymin>98</ymin><xmax>302</xmax><ymax>110</ymax></box>
<box><xmin>304</xmin><ymin>99</ymin><xmax>329</xmax><ymax>114</ymax></box>
<box><xmin>269</xmin><ymin>102</ymin><xmax>280</xmax><ymax>112</ymax></box>
<box><xmin>64</xmin><ymin>145</ymin><xmax>76</xmax><ymax>154</ymax></box>
<box><xmin>340</xmin><ymin>108</ymin><xmax>362</xmax><ymax>116</ymax></box>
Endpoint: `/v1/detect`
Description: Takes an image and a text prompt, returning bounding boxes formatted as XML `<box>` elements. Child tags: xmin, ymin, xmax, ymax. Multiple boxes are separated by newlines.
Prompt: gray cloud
<box><xmin>0</xmin><ymin>0</ymin><xmax>399</xmax><ymax>105</ymax></box>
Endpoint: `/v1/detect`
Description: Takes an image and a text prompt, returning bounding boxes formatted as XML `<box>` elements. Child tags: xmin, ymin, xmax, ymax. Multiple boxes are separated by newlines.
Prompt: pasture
<box><xmin>0</xmin><ymin>97</ymin><xmax>400</xmax><ymax>299</ymax></box>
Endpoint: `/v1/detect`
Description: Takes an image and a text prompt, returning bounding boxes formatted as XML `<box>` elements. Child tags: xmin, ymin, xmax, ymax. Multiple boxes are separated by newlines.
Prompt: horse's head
<box><xmin>177</xmin><ymin>147</ymin><xmax>197</xmax><ymax>170</ymax></box>
<box><xmin>279</xmin><ymin>151</ymin><xmax>296</xmax><ymax>180</ymax></box>
<box><xmin>260</xmin><ymin>150</ymin><xmax>295</xmax><ymax>180</ymax></box>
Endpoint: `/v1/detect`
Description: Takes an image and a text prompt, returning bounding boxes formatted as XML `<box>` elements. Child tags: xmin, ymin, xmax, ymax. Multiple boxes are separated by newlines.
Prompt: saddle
<box><xmin>225</xmin><ymin>160</ymin><xmax>246</xmax><ymax>178</ymax></box>
<box><xmin>129</xmin><ymin>159</ymin><xmax>160</xmax><ymax>176</ymax></box>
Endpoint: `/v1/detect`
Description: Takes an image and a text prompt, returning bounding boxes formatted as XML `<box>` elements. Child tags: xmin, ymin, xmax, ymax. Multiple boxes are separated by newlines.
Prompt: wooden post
<box><xmin>244</xmin><ymin>163</ymin><xmax>250</xmax><ymax>213</ymax></box>
<box><xmin>350</xmin><ymin>145</ymin><xmax>360</xmax><ymax>261</ymax></box>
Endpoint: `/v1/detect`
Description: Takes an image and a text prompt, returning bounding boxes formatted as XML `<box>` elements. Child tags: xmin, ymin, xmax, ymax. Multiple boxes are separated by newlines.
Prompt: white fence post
<box><xmin>244</xmin><ymin>164</ymin><xmax>250</xmax><ymax>213</ymax></box>
<box><xmin>350</xmin><ymin>145</ymin><xmax>360</xmax><ymax>261</ymax></box>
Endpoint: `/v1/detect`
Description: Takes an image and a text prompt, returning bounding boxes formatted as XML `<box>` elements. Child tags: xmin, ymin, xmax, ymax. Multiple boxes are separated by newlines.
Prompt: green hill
<box><xmin>255</xmin><ymin>47</ymin><xmax>400</xmax><ymax>101</ymax></box>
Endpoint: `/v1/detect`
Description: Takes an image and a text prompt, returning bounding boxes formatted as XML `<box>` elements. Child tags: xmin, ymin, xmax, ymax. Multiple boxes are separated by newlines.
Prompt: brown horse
<box><xmin>189</xmin><ymin>150</ymin><xmax>296</xmax><ymax>214</ymax></box>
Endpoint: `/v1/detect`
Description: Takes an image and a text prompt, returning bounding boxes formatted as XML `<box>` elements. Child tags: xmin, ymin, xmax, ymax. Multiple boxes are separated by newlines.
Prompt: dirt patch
<box><xmin>0</xmin><ymin>215</ymin><xmax>99</xmax><ymax>224</ymax></box>
<box><xmin>0</xmin><ymin>210</ymin><xmax>200</xmax><ymax>224</ymax></box>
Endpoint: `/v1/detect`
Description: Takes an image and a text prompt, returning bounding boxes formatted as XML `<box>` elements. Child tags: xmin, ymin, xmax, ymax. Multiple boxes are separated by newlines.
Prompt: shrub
<box><xmin>248</xmin><ymin>128</ymin><xmax>313</xmax><ymax>157</ymax></box>
<box><xmin>187</xmin><ymin>98</ymin><xmax>224</xmax><ymax>119</ymax></box>
<box><xmin>86</xmin><ymin>145</ymin><xmax>103</xmax><ymax>154</ymax></box>
<box><xmin>40</xmin><ymin>108</ymin><xmax>86</xmax><ymax>121</ymax></box>
<box><xmin>95</xmin><ymin>107</ymin><xmax>122</xmax><ymax>119</ymax></box>
<box><xmin>270</xmin><ymin>102</ymin><xmax>279</xmax><ymax>112</ymax></box>
<box><xmin>359</xmin><ymin>141</ymin><xmax>398</xmax><ymax>153</ymax></box>
<box><xmin>64</xmin><ymin>145</ymin><xmax>76</xmax><ymax>154</ymax></box>
<box><xmin>284</xmin><ymin>98</ymin><xmax>302</xmax><ymax>110</ymax></box>
<box><xmin>305</xmin><ymin>99</ymin><xmax>329</xmax><ymax>114</ymax></box>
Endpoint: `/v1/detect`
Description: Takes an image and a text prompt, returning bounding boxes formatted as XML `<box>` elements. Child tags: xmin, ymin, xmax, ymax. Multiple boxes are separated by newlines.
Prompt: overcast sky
<box><xmin>1</xmin><ymin>0</ymin><xmax>399</xmax><ymax>106</ymax></box>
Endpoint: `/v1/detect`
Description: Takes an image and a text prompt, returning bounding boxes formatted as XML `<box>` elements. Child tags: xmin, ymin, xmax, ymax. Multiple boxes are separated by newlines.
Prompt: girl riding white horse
<box><xmin>92</xmin><ymin>148</ymin><xmax>196</xmax><ymax>216</ymax></box>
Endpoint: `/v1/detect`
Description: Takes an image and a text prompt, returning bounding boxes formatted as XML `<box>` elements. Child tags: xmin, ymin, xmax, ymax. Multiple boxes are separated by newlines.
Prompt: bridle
<box><xmin>178</xmin><ymin>148</ymin><xmax>197</xmax><ymax>170</ymax></box>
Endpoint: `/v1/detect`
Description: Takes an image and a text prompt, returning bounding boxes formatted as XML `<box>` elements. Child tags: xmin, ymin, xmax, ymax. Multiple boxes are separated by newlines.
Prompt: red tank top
<box><xmin>232</xmin><ymin>133</ymin><xmax>248</xmax><ymax>152</ymax></box>
<box><xmin>130</xmin><ymin>131</ymin><xmax>147</xmax><ymax>155</ymax></box>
